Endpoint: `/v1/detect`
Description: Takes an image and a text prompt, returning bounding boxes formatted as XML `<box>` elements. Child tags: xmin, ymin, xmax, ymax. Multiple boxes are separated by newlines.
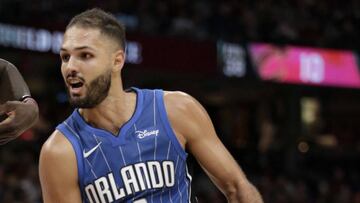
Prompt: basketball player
<box><xmin>0</xmin><ymin>58</ymin><xmax>39</xmax><ymax>144</ymax></box>
<box><xmin>39</xmin><ymin>9</ymin><xmax>263</xmax><ymax>203</ymax></box>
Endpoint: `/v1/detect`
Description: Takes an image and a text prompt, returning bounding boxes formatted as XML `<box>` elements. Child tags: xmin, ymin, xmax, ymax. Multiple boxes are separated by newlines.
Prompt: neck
<box><xmin>79</xmin><ymin>78</ymin><xmax>137</xmax><ymax>135</ymax></box>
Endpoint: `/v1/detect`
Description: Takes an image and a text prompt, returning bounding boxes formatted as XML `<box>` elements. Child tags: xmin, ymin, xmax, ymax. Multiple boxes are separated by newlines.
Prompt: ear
<box><xmin>112</xmin><ymin>49</ymin><xmax>125</xmax><ymax>73</ymax></box>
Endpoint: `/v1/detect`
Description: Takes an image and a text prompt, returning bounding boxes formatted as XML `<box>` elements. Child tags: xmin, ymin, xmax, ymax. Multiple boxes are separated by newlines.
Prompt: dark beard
<box><xmin>67</xmin><ymin>70</ymin><xmax>111</xmax><ymax>108</ymax></box>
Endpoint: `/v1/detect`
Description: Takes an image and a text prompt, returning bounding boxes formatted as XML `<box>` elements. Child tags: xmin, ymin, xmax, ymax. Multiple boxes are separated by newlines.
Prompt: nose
<box><xmin>63</xmin><ymin>56</ymin><xmax>80</xmax><ymax>73</ymax></box>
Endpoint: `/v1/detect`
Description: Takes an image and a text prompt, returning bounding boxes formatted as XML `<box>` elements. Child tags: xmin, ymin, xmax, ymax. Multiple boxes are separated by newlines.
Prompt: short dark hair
<box><xmin>66</xmin><ymin>8</ymin><xmax>126</xmax><ymax>50</ymax></box>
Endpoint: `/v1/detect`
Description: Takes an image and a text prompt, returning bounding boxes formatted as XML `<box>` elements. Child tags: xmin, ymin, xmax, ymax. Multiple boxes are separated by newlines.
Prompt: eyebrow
<box><xmin>60</xmin><ymin>46</ymin><xmax>95</xmax><ymax>52</ymax></box>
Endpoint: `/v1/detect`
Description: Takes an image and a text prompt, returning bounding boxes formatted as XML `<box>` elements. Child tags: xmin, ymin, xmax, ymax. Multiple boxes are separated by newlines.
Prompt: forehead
<box><xmin>62</xmin><ymin>26</ymin><xmax>107</xmax><ymax>50</ymax></box>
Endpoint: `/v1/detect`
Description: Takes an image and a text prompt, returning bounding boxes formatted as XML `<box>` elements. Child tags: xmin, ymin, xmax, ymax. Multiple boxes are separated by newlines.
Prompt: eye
<box><xmin>80</xmin><ymin>52</ymin><xmax>93</xmax><ymax>60</ymax></box>
<box><xmin>60</xmin><ymin>54</ymin><xmax>70</xmax><ymax>62</ymax></box>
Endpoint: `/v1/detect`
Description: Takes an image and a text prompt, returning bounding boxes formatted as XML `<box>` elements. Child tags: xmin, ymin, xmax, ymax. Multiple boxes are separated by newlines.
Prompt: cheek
<box><xmin>60</xmin><ymin>66</ymin><xmax>66</xmax><ymax>79</ymax></box>
<box><xmin>89</xmin><ymin>61</ymin><xmax>109</xmax><ymax>77</ymax></box>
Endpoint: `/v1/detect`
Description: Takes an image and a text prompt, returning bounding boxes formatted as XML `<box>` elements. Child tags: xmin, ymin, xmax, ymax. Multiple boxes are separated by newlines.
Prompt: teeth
<box><xmin>69</xmin><ymin>80</ymin><xmax>81</xmax><ymax>84</ymax></box>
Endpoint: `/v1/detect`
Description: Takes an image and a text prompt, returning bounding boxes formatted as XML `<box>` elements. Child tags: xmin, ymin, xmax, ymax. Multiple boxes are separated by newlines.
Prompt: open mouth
<box><xmin>70</xmin><ymin>81</ymin><xmax>84</xmax><ymax>88</ymax></box>
<box><xmin>67</xmin><ymin>79</ymin><xmax>85</xmax><ymax>94</ymax></box>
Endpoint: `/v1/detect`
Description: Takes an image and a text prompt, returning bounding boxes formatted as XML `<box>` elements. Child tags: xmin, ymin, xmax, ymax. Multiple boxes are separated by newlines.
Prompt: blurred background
<box><xmin>1</xmin><ymin>0</ymin><xmax>360</xmax><ymax>202</ymax></box>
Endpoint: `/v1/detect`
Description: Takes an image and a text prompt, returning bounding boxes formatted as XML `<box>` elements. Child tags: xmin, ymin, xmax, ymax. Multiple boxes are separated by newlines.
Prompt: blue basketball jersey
<box><xmin>56</xmin><ymin>88</ymin><xmax>192</xmax><ymax>203</ymax></box>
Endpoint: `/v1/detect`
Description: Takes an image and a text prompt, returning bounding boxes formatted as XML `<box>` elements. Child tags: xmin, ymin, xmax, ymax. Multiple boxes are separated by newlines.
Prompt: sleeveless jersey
<box><xmin>56</xmin><ymin>88</ymin><xmax>192</xmax><ymax>203</ymax></box>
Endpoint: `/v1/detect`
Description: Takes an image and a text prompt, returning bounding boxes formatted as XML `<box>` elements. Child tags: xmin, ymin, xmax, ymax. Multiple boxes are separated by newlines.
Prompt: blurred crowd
<box><xmin>0</xmin><ymin>144</ymin><xmax>41</xmax><ymax>203</ymax></box>
<box><xmin>1</xmin><ymin>0</ymin><xmax>360</xmax><ymax>202</ymax></box>
<box><xmin>194</xmin><ymin>164</ymin><xmax>360</xmax><ymax>203</ymax></box>
<box><xmin>0</xmin><ymin>0</ymin><xmax>359</xmax><ymax>49</ymax></box>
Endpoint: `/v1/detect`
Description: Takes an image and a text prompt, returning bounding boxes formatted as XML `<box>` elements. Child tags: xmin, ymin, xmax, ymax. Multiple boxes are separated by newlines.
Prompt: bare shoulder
<box><xmin>163</xmin><ymin>91</ymin><xmax>198</xmax><ymax>112</ymax></box>
<box><xmin>40</xmin><ymin>130</ymin><xmax>74</xmax><ymax>161</ymax></box>
<box><xmin>163</xmin><ymin>91</ymin><xmax>211</xmax><ymax>146</ymax></box>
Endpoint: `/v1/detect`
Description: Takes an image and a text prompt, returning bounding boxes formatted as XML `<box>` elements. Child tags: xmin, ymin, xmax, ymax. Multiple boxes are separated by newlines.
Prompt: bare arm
<box><xmin>39</xmin><ymin>130</ymin><xmax>82</xmax><ymax>203</ymax></box>
<box><xmin>0</xmin><ymin>58</ymin><xmax>31</xmax><ymax>102</ymax></box>
<box><xmin>0</xmin><ymin>59</ymin><xmax>39</xmax><ymax>144</ymax></box>
<box><xmin>164</xmin><ymin>91</ymin><xmax>263</xmax><ymax>203</ymax></box>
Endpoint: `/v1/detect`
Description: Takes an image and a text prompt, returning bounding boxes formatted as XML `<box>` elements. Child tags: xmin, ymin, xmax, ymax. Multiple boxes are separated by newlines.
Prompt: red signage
<box><xmin>249</xmin><ymin>43</ymin><xmax>360</xmax><ymax>88</ymax></box>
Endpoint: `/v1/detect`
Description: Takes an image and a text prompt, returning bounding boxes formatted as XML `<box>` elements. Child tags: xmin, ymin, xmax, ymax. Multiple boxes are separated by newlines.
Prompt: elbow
<box><xmin>223</xmin><ymin>181</ymin><xmax>263</xmax><ymax>203</ymax></box>
<box><xmin>222</xmin><ymin>181</ymin><xmax>238</xmax><ymax>198</ymax></box>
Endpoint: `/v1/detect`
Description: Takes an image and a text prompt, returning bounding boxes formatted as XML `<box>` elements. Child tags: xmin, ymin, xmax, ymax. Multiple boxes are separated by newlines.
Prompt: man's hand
<box><xmin>0</xmin><ymin>98</ymin><xmax>39</xmax><ymax>144</ymax></box>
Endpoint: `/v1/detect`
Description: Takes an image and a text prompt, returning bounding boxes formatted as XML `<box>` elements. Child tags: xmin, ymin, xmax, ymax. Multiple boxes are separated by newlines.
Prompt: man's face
<box><xmin>60</xmin><ymin>26</ymin><xmax>115</xmax><ymax>108</ymax></box>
